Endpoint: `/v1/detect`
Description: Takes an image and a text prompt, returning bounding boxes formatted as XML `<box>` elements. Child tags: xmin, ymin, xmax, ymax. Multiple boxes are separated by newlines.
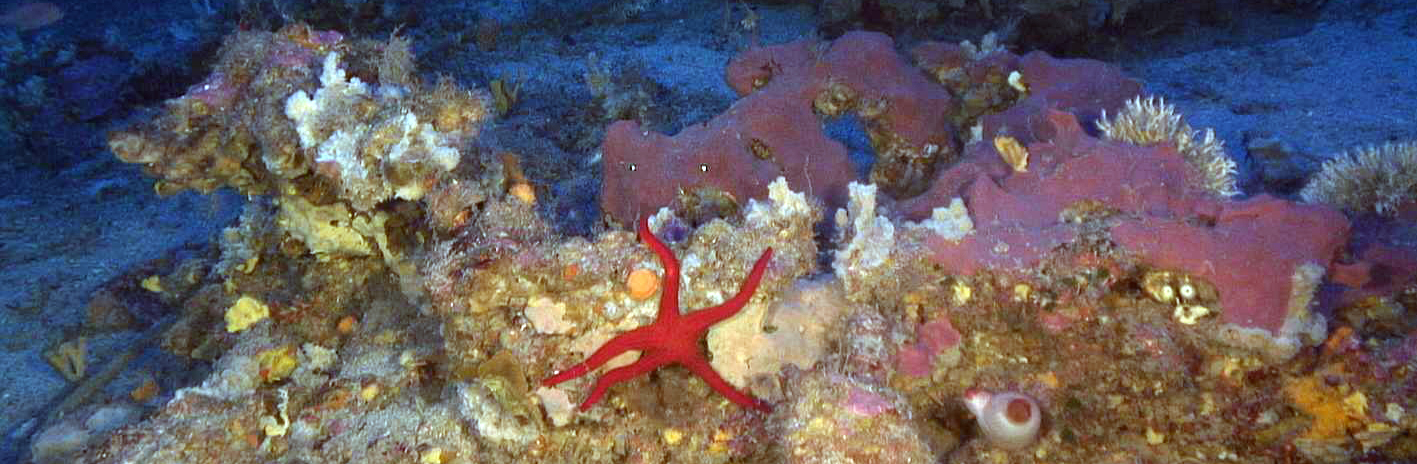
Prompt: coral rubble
<box><xmin>109</xmin><ymin>22</ymin><xmax>493</xmax><ymax>300</ymax></box>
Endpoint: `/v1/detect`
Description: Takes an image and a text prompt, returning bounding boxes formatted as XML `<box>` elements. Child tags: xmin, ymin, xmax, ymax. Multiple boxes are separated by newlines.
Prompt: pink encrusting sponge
<box><xmin>963</xmin><ymin>388</ymin><xmax>1042</xmax><ymax>450</ymax></box>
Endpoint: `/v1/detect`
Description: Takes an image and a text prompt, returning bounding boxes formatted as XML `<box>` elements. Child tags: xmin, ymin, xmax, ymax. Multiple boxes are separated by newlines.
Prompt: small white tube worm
<box><xmin>963</xmin><ymin>388</ymin><xmax>1042</xmax><ymax>450</ymax></box>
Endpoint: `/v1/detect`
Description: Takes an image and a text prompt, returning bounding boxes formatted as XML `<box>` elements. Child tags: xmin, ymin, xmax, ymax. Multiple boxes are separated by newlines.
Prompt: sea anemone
<box><xmin>1300</xmin><ymin>141</ymin><xmax>1417</xmax><ymax>216</ymax></box>
<box><xmin>963</xmin><ymin>388</ymin><xmax>1042</xmax><ymax>450</ymax></box>
<box><xmin>1097</xmin><ymin>96</ymin><xmax>1239</xmax><ymax>198</ymax></box>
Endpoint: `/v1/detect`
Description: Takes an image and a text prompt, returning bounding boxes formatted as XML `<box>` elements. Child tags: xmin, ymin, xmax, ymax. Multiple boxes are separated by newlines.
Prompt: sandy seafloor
<box><xmin>0</xmin><ymin>0</ymin><xmax>1414</xmax><ymax>462</ymax></box>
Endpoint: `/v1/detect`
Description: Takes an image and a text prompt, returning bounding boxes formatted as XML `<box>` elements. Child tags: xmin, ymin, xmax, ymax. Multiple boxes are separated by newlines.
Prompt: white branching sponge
<box><xmin>283</xmin><ymin>52</ymin><xmax>481</xmax><ymax>211</ymax></box>
<box><xmin>1300</xmin><ymin>141</ymin><xmax>1417</xmax><ymax>216</ymax></box>
<box><xmin>1097</xmin><ymin>96</ymin><xmax>1240</xmax><ymax>198</ymax></box>
<box><xmin>834</xmin><ymin>182</ymin><xmax>896</xmax><ymax>295</ymax></box>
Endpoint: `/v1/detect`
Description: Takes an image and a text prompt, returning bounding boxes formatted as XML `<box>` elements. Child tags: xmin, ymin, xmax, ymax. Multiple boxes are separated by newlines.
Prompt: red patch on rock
<box><xmin>926</xmin><ymin>222</ymin><xmax>1075</xmax><ymax>276</ymax></box>
<box><xmin>977</xmin><ymin>51</ymin><xmax>1143</xmax><ymax>146</ymax></box>
<box><xmin>896</xmin><ymin>317</ymin><xmax>961</xmax><ymax>377</ymax></box>
<box><xmin>1333</xmin><ymin>216</ymin><xmax>1417</xmax><ymax>306</ymax></box>
<box><xmin>844</xmin><ymin>386</ymin><xmax>894</xmax><ymax>416</ymax></box>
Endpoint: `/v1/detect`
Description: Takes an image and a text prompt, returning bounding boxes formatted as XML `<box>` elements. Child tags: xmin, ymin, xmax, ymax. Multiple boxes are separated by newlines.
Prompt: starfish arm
<box><xmin>542</xmin><ymin>362</ymin><xmax>593</xmax><ymax>387</ymax></box>
<box><xmin>682</xmin><ymin>356</ymin><xmax>773</xmax><ymax>413</ymax></box>
<box><xmin>543</xmin><ymin>328</ymin><xmax>657</xmax><ymax>387</ymax></box>
<box><xmin>577</xmin><ymin>351</ymin><xmax>675</xmax><ymax>410</ymax></box>
<box><xmin>548</xmin><ymin>218</ymin><xmax>776</xmax><ymax>413</ymax></box>
<box><xmin>684</xmin><ymin>247</ymin><xmax>774</xmax><ymax>330</ymax></box>
<box><xmin>639</xmin><ymin>216</ymin><xmax>682</xmax><ymax>322</ymax></box>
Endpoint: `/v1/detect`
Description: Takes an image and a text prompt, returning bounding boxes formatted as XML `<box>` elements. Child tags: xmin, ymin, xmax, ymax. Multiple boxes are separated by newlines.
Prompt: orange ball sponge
<box><xmin>626</xmin><ymin>268</ymin><xmax>660</xmax><ymax>301</ymax></box>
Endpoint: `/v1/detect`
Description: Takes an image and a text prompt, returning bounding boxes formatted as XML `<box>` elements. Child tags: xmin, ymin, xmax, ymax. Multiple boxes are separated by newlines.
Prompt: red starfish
<box><xmin>542</xmin><ymin>216</ymin><xmax>774</xmax><ymax>413</ymax></box>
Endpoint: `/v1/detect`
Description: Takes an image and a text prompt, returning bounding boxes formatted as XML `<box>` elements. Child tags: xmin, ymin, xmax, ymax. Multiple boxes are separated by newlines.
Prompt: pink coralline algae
<box><xmin>1332</xmin><ymin>219</ymin><xmax>1417</xmax><ymax>306</ymax></box>
<box><xmin>844</xmin><ymin>386</ymin><xmax>894</xmax><ymax>416</ymax></box>
<box><xmin>599</xmin><ymin>29</ymin><xmax>1155</xmax><ymax>227</ymax></box>
<box><xmin>919</xmin><ymin>109</ymin><xmax>1203</xmax><ymax>276</ymax></box>
<box><xmin>1110</xmin><ymin>197</ymin><xmax>1349</xmax><ymax>355</ymax></box>
<box><xmin>912</xmin><ymin>107</ymin><xmax>1350</xmax><ymax>359</ymax></box>
<box><xmin>909</xmin><ymin>42</ymin><xmax>1144</xmax><ymax>147</ymax></box>
<box><xmin>895</xmin><ymin>317</ymin><xmax>961</xmax><ymax>377</ymax></box>
<box><xmin>600</xmin><ymin>31</ymin><xmax>957</xmax><ymax>225</ymax></box>
<box><xmin>183</xmin><ymin>72</ymin><xmax>241</xmax><ymax>110</ymax></box>
<box><xmin>267</xmin><ymin>40</ymin><xmax>319</xmax><ymax>69</ymax></box>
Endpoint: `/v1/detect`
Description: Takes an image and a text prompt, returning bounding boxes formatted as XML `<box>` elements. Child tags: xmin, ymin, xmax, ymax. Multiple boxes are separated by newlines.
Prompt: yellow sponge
<box><xmin>225</xmin><ymin>295</ymin><xmax>270</xmax><ymax>333</ymax></box>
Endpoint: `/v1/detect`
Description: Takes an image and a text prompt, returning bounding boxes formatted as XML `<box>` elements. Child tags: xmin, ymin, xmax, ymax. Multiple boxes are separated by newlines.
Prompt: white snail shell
<box><xmin>963</xmin><ymin>388</ymin><xmax>1041</xmax><ymax>450</ymax></box>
